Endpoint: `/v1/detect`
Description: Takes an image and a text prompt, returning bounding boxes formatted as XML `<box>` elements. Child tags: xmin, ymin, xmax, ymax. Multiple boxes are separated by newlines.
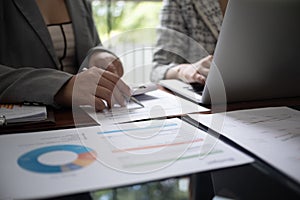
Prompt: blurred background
<box><xmin>91</xmin><ymin>178</ymin><xmax>190</xmax><ymax>200</ymax></box>
<box><xmin>90</xmin><ymin>1</ymin><xmax>191</xmax><ymax>199</ymax></box>
<box><xmin>91</xmin><ymin>0</ymin><xmax>162</xmax><ymax>84</ymax></box>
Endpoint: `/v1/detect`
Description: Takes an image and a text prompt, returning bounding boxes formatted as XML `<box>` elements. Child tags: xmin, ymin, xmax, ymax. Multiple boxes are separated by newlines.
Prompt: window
<box><xmin>92</xmin><ymin>0</ymin><xmax>163</xmax><ymax>83</ymax></box>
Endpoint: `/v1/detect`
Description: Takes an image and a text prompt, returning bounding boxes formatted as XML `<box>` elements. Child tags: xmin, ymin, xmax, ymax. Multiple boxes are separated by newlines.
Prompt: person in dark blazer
<box><xmin>0</xmin><ymin>0</ymin><xmax>131</xmax><ymax>111</ymax></box>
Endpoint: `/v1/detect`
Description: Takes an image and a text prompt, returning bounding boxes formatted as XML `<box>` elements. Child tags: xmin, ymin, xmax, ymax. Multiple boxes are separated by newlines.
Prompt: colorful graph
<box><xmin>18</xmin><ymin>145</ymin><xmax>96</xmax><ymax>174</ymax></box>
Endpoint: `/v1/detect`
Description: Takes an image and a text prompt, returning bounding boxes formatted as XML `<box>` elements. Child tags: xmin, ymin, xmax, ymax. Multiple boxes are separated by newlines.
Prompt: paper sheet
<box><xmin>0</xmin><ymin>104</ymin><xmax>47</xmax><ymax>123</ymax></box>
<box><xmin>188</xmin><ymin>107</ymin><xmax>300</xmax><ymax>184</ymax></box>
<box><xmin>83</xmin><ymin>90</ymin><xmax>209</xmax><ymax>125</ymax></box>
<box><xmin>0</xmin><ymin>119</ymin><xmax>252</xmax><ymax>199</ymax></box>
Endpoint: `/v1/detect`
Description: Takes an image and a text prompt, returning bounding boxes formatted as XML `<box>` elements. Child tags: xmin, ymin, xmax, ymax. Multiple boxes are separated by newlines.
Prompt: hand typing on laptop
<box><xmin>165</xmin><ymin>55</ymin><xmax>213</xmax><ymax>85</ymax></box>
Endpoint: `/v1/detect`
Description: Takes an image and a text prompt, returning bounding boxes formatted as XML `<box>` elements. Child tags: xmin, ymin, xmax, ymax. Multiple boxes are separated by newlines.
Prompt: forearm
<box><xmin>151</xmin><ymin>0</ymin><xmax>189</xmax><ymax>82</ymax></box>
<box><xmin>0</xmin><ymin>64</ymin><xmax>72</xmax><ymax>106</ymax></box>
<box><xmin>165</xmin><ymin>64</ymin><xmax>182</xmax><ymax>80</ymax></box>
<box><xmin>151</xmin><ymin>60</ymin><xmax>179</xmax><ymax>83</ymax></box>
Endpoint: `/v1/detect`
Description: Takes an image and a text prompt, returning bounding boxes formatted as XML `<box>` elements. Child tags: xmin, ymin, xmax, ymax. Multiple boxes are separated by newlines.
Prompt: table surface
<box><xmin>1</xmin><ymin>92</ymin><xmax>300</xmax><ymax>199</ymax></box>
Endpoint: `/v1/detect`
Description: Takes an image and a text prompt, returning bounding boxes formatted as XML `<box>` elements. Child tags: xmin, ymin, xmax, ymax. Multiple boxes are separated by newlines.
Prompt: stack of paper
<box><xmin>188</xmin><ymin>107</ymin><xmax>300</xmax><ymax>184</ymax></box>
<box><xmin>0</xmin><ymin>104</ymin><xmax>47</xmax><ymax>124</ymax></box>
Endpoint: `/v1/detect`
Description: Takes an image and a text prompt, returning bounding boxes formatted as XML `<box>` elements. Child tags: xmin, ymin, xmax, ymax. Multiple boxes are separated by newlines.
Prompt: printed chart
<box><xmin>0</xmin><ymin>120</ymin><xmax>252</xmax><ymax>199</ymax></box>
<box><xmin>18</xmin><ymin>145</ymin><xmax>96</xmax><ymax>173</ymax></box>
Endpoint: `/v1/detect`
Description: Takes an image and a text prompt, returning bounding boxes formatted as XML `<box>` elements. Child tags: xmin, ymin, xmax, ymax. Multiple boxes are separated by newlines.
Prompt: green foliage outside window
<box><xmin>92</xmin><ymin>1</ymin><xmax>162</xmax><ymax>42</ymax></box>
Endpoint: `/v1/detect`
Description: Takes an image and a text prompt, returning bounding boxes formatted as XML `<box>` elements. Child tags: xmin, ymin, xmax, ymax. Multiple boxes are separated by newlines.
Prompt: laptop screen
<box><xmin>204</xmin><ymin>0</ymin><xmax>300</xmax><ymax>104</ymax></box>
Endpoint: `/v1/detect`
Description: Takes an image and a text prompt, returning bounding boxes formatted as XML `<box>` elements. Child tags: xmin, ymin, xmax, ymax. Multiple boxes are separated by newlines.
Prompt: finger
<box><xmin>94</xmin><ymin>97</ymin><xmax>107</xmax><ymax>111</ymax></box>
<box><xmin>93</xmin><ymin>67</ymin><xmax>130</xmax><ymax>105</ymax></box>
<box><xmin>199</xmin><ymin>67</ymin><xmax>210</xmax><ymax>77</ymax></box>
<box><xmin>100</xmin><ymin>71</ymin><xmax>131</xmax><ymax>98</ymax></box>
<box><xmin>206</xmin><ymin>55</ymin><xmax>213</xmax><ymax>61</ymax></box>
<box><xmin>202</xmin><ymin>55</ymin><xmax>213</xmax><ymax>68</ymax></box>
<box><xmin>89</xmin><ymin>67</ymin><xmax>119</xmax><ymax>86</ymax></box>
<box><xmin>193</xmin><ymin>74</ymin><xmax>206</xmax><ymax>85</ymax></box>
<box><xmin>97</xmin><ymin>70</ymin><xmax>120</xmax><ymax>84</ymax></box>
<box><xmin>195</xmin><ymin>56</ymin><xmax>212</xmax><ymax>77</ymax></box>
<box><xmin>98</xmin><ymin>75</ymin><xmax>129</xmax><ymax>105</ymax></box>
<box><xmin>100</xmin><ymin>70</ymin><xmax>131</xmax><ymax>97</ymax></box>
<box><xmin>94</xmin><ymin>86</ymin><xmax>126</xmax><ymax>108</ymax></box>
<box><xmin>195</xmin><ymin>55</ymin><xmax>212</xmax><ymax>69</ymax></box>
<box><xmin>201</xmin><ymin>61</ymin><xmax>211</xmax><ymax>69</ymax></box>
<box><xmin>95</xmin><ymin>85</ymin><xmax>113</xmax><ymax>108</ymax></box>
<box><xmin>97</xmin><ymin>75</ymin><xmax>116</xmax><ymax>92</ymax></box>
<box><xmin>112</xmin><ymin>59</ymin><xmax>124</xmax><ymax>76</ymax></box>
<box><xmin>183</xmin><ymin>73</ymin><xmax>195</xmax><ymax>83</ymax></box>
<box><xmin>112</xmin><ymin>86</ymin><xmax>127</xmax><ymax>106</ymax></box>
<box><xmin>98</xmin><ymin>80</ymin><xmax>127</xmax><ymax>107</ymax></box>
<box><xmin>91</xmin><ymin>67</ymin><xmax>124</xmax><ymax>92</ymax></box>
<box><xmin>115</xmin><ymin>78</ymin><xmax>132</xmax><ymax>97</ymax></box>
<box><xmin>110</xmin><ymin>95</ymin><xmax>117</xmax><ymax>107</ymax></box>
<box><xmin>105</xmin><ymin>59</ymin><xmax>124</xmax><ymax>76</ymax></box>
<box><xmin>106</xmin><ymin>64</ymin><xmax>119</xmax><ymax>75</ymax></box>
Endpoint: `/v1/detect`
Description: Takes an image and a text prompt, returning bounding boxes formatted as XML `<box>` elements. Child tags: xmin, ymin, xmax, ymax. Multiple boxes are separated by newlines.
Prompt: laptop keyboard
<box><xmin>188</xmin><ymin>83</ymin><xmax>204</xmax><ymax>95</ymax></box>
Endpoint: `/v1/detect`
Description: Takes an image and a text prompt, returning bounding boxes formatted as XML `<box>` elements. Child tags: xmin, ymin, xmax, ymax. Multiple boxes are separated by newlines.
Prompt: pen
<box><xmin>82</xmin><ymin>67</ymin><xmax>144</xmax><ymax>107</ymax></box>
<box><xmin>128</xmin><ymin>96</ymin><xmax>144</xmax><ymax>108</ymax></box>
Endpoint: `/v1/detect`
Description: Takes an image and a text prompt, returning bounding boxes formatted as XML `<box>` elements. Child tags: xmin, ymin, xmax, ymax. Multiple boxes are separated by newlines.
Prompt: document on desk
<box><xmin>188</xmin><ymin>107</ymin><xmax>300</xmax><ymax>184</ymax></box>
<box><xmin>83</xmin><ymin>89</ymin><xmax>209</xmax><ymax>125</ymax></box>
<box><xmin>0</xmin><ymin>104</ymin><xmax>47</xmax><ymax>124</ymax></box>
<box><xmin>0</xmin><ymin>118</ymin><xmax>252</xmax><ymax>199</ymax></box>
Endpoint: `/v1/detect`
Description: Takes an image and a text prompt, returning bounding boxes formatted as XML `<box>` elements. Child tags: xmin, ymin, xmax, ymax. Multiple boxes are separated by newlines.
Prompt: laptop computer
<box><xmin>159</xmin><ymin>0</ymin><xmax>300</xmax><ymax>105</ymax></box>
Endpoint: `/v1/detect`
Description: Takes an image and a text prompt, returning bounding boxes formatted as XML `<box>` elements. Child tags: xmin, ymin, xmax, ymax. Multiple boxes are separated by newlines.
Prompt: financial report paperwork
<box><xmin>82</xmin><ymin>89</ymin><xmax>209</xmax><ymax>125</ymax></box>
<box><xmin>0</xmin><ymin>118</ymin><xmax>252</xmax><ymax>199</ymax></box>
<box><xmin>188</xmin><ymin>107</ymin><xmax>300</xmax><ymax>184</ymax></box>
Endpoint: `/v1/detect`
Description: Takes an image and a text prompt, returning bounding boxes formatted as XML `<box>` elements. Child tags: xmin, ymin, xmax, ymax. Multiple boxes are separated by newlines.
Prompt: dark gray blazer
<box><xmin>0</xmin><ymin>0</ymin><xmax>108</xmax><ymax>106</ymax></box>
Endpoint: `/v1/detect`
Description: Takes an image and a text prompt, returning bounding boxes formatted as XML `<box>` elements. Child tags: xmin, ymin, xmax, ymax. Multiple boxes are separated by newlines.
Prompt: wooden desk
<box><xmin>2</xmin><ymin>89</ymin><xmax>299</xmax><ymax>134</ymax></box>
<box><xmin>1</xmin><ymin>95</ymin><xmax>300</xmax><ymax>200</ymax></box>
<box><xmin>0</xmin><ymin>107</ymin><xmax>97</xmax><ymax>134</ymax></box>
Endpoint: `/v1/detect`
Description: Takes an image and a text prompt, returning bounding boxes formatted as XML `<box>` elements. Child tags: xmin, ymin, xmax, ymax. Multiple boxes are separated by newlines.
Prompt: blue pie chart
<box><xmin>18</xmin><ymin>144</ymin><xmax>97</xmax><ymax>173</ymax></box>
